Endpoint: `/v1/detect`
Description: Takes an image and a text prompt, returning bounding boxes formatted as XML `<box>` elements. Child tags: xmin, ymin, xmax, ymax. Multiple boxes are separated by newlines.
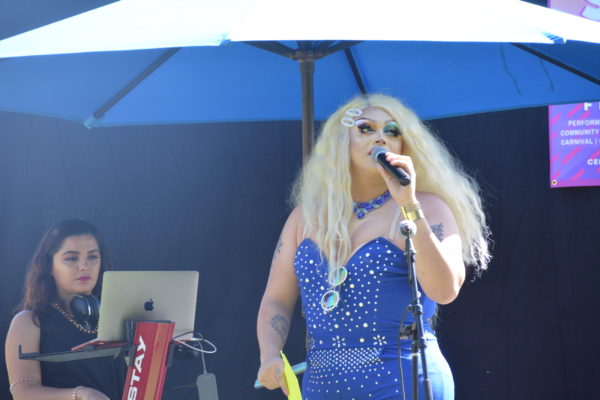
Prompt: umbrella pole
<box><xmin>245</xmin><ymin>41</ymin><xmax>362</xmax><ymax>162</ymax></box>
<box><xmin>300</xmin><ymin>59</ymin><xmax>315</xmax><ymax>162</ymax></box>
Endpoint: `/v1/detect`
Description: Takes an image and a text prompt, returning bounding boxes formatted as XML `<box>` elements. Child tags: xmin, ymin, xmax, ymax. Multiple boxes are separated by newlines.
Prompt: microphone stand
<box><xmin>401</xmin><ymin>223</ymin><xmax>433</xmax><ymax>400</ymax></box>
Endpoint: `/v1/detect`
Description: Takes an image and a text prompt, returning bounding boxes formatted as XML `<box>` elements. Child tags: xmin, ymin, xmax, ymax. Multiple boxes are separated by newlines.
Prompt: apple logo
<box><xmin>144</xmin><ymin>299</ymin><xmax>154</xmax><ymax>311</ymax></box>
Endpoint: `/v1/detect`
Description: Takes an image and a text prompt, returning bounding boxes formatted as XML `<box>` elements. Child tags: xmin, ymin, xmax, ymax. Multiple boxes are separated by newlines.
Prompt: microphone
<box><xmin>398</xmin><ymin>220</ymin><xmax>417</xmax><ymax>238</ymax></box>
<box><xmin>370</xmin><ymin>146</ymin><xmax>411</xmax><ymax>186</ymax></box>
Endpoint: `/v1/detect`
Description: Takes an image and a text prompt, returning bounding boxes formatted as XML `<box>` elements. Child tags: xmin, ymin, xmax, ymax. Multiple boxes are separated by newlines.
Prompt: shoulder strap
<box><xmin>388</xmin><ymin>206</ymin><xmax>401</xmax><ymax>241</ymax></box>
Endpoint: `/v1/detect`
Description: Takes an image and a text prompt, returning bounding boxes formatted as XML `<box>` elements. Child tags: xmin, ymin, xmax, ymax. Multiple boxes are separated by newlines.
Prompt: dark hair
<box><xmin>19</xmin><ymin>219</ymin><xmax>112</xmax><ymax>320</ymax></box>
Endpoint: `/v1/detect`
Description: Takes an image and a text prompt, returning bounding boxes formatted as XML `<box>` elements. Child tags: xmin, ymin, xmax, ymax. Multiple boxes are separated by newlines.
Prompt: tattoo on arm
<box><xmin>431</xmin><ymin>223</ymin><xmax>445</xmax><ymax>241</ymax></box>
<box><xmin>271</xmin><ymin>237</ymin><xmax>283</xmax><ymax>264</ymax></box>
<box><xmin>268</xmin><ymin>314</ymin><xmax>290</xmax><ymax>341</ymax></box>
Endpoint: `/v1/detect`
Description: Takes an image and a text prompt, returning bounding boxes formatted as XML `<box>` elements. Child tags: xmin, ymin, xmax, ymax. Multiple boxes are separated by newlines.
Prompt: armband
<box><xmin>400</xmin><ymin>202</ymin><xmax>424</xmax><ymax>222</ymax></box>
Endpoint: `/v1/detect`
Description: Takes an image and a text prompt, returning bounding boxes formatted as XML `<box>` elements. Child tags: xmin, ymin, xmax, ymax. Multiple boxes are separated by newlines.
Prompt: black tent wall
<box><xmin>0</xmin><ymin>107</ymin><xmax>598</xmax><ymax>399</ymax></box>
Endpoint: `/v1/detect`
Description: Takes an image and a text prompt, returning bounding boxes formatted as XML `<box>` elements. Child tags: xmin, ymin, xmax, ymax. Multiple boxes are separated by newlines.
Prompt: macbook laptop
<box><xmin>96</xmin><ymin>270</ymin><xmax>199</xmax><ymax>342</ymax></box>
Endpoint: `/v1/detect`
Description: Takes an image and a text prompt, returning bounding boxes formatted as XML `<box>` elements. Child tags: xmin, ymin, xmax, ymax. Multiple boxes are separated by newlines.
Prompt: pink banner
<box><xmin>549</xmin><ymin>102</ymin><xmax>600</xmax><ymax>188</ymax></box>
<box><xmin>549</xmin><ymin>0</ymin><xmax>600</xmax><ymax>20</ymax></box>
<box><xmin>548</xmin><ymin>1</ymin><xmax>600</xmax><ymax>188</ymax></box>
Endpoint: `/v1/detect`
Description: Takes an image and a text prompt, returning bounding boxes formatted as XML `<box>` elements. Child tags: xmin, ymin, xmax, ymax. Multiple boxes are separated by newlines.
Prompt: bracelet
<box><xmin>73</xmin><ymin>386</ymin><xmax>85</xmax><ymax>400</ymax></box>
<box><xmin>9</xmin><ymin>377</ymin><xmax>39</xmax><ymax>393</ymax></box>
<box><xmin>400</xmin><ymin>202</ymin><xmax>424</xmax><ymax>222</ymax></box>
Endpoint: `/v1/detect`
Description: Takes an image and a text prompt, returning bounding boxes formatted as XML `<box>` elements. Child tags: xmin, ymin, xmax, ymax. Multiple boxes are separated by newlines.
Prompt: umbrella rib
<box><xmin>320</xmin><ymin>41</ymin><xmax>362</xmax><ymax>57</ymax></box>
<box><xmin>512</xmin><ymin>43</ymin><xmax>600</xmax><ymax>86</ymax></box>
<box><xmin>314</xmin><ymin>41</ymin><xmax>337</xmax><ymax>53</ymax></box>
<box><xmin>243</xmin><ymin>41</ymin><xmax>295</xmax><ymax>58</ymax></box>
<box><xmin>344</xmin><ymin>48</ymin><xmax>367</xmax><ymax>95</ymax></box>
<box><xmin>84</xmin><ymin>48</ymin><xmax>180</xmax><ymax>127</ymax></box>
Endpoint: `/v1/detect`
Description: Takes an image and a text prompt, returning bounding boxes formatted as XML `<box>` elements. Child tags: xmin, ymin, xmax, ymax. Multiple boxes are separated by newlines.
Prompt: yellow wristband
<box><xmin>400</xmin><ymin>203</ymin><xmax>424</xmax><ymax>222</ymax></box>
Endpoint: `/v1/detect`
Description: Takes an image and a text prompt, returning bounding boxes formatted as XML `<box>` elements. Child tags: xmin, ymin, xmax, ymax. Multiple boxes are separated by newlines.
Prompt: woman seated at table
<box><xmin>5</xmin><ymin>218</ymin><xmax>126</xmax><ymax>400</ymax></box>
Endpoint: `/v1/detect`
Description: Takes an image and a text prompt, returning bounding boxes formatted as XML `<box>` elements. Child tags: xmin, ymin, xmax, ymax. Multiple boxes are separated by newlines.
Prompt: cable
<box><xmin>173</xmin><ymin>338</ymin><xmax>217</xmax><ymax>354</ymax></box>
<box><xmin>172</xmin><ymin>331</ymin><xmax>217</xmax><ymax>377</ymax></box>
<box><xmin>172</xmin><ymin>331</ymin><xmax>218</xmax><ymax>354</ymax></box>
<box><xmin>173</xmin><ymin>330</ymin><xmax>195</xmax><ymax>339</ymax></box>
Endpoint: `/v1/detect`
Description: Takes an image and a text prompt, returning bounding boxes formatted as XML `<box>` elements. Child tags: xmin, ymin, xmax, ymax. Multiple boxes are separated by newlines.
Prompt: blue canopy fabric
<box><xmin>1</xmin><ymin>41</ymin><xmax>598</xmax><ymax>127</ymax></box>
<box><xmin>0</xmin><ymin>0</ymin><xmax>598</xmax><ymax>156</ymax></box>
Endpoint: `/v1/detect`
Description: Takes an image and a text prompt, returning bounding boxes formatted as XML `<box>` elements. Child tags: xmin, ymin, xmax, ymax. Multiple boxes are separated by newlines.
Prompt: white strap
<box><xmin>388</xmin><ymin>206</ymin><xmax>401</xmax><ymax>241</ymax></box>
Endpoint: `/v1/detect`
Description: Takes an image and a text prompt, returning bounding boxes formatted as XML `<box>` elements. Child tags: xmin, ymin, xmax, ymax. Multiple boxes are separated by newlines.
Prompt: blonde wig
<box><xmin>292</xmin><ymin>94</ymin><xmax>491</xmax><ymax>274</ymax></box>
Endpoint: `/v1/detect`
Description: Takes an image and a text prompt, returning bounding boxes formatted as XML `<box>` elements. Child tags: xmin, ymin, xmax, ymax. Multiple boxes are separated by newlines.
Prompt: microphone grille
<box><xmin>370</xmin><ymin>146</ymin><xmax>387</xmax><ymax>161</ymax></box>
<box><xmin>398</xmin><ymin>220</ymin><xmax>417</xmax><ymax>238</ymax></box>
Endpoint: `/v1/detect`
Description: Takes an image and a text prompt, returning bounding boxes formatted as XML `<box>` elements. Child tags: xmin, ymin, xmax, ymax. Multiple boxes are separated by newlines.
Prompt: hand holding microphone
<box><xmin>371</xmin><ymin>146</ymin><xmax>411</xmax><ymax>186</ymax></box>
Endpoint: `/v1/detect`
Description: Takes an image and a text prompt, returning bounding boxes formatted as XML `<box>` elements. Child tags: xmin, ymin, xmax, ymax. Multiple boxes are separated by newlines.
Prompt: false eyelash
<box><xmin>357</xmin><ymin>123</ymin><xmax>375</xmax><ymax>133</ymax></box>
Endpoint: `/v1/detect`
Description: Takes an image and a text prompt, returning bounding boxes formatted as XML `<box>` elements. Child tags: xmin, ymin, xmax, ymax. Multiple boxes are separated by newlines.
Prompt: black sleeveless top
<box><xmin>39</xmin><ymin>306</ymin><xmax>127</xmax><ymax>400</ymax></box>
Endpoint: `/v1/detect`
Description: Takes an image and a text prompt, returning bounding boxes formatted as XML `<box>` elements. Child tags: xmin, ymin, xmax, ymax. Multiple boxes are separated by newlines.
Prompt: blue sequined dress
<box><xmin>294</xmin><ymin>237</ymin><xmax>454</xmax><ymax>400</ymax></box>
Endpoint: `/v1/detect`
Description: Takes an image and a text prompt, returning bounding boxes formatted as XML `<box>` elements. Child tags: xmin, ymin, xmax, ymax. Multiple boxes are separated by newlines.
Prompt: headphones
<box><xmin>70</xmin><ymin>294</ymin><xmax>100</xmax><ymax>330</ymax></box>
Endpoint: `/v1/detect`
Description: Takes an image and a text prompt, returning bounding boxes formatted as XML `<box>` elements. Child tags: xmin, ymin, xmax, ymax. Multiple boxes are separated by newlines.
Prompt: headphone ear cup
<box><xmin>70</xmin><ymin>295</ymin><xmax>100</xmax><ymax>329</ymax></box>
<box><xmin>87</xmin><ymin>295</ymin><xmax>100</xmax><ymax>326</ymax></box>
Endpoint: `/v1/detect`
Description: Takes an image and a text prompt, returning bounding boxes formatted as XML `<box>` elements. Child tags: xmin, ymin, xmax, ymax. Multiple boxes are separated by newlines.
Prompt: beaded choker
<box><xmin>51</xmin><ymin>303</ymin><xmax>97</xmax><ymax>335</ymax></box>
<box><xmin>353</xmin><ymin>190</ymin><xmax>391</xmax><ymax>219</ymax></box>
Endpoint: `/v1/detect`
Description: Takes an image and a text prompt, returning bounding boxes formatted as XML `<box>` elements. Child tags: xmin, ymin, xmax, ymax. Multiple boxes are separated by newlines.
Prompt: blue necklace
<box><xmin>353</xmin><ymin>190</ymin><xmax>391</xmax><ymax>219</ymax></box>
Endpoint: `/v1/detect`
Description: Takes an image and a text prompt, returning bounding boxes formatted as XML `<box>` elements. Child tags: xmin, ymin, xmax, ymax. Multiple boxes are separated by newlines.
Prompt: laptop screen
<box><xmin>96</xmin><ymin>270</ymin><xmax>199</xmax><ymax>341</ymax></box>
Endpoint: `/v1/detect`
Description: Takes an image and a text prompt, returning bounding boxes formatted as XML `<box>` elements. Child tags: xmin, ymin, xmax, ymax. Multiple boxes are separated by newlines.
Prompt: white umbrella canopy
<box><xmin>230</xmin><ymin>0</ymin><xmax>600</xmax><ymax>43</ymax></box>
<box><xmin>1</xmin><ymin>0</ymin><xmax>599</xmax><ymax>57</ymax></box>
<box><xmin>0</xmin><ymin>0</ymin><xmax>599</xmax><ymax>157</ymax></box>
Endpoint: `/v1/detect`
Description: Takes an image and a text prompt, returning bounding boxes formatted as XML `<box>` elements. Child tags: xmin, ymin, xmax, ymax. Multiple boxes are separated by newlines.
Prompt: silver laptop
<box><xmin>97</xmin><ymin>270</ymin><xmax>199</xmax><ymax>341</ymax></box>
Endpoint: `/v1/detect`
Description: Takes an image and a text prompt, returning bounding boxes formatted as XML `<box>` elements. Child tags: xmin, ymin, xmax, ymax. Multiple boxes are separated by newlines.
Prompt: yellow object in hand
<box><xmin>280</xmin><ymin>351</ymin><xmax>302</xmax><ymax>400</ymax></box>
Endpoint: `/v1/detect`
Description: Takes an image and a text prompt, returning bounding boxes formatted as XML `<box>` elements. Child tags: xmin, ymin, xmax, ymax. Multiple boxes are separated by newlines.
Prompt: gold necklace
<box><xmin>51</xmin><ymin>303</ymin><xmax>98</xmax><ymax>335</ymax></box>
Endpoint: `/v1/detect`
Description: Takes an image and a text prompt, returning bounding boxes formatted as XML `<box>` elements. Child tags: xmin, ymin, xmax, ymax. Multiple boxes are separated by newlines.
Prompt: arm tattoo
<box><xmin>271</xmin><ymin>237</ymin><xmax>283</xmax><ymax>264</ymax></box>
<box><xmin>431</xmin><ymin>223</ymin><xmax>445</xmax><ymax>241</ymax></box>
<box><xmin>268</xmin><ymin>314</ymin><xmax>290</xmax><ymax>341</ymax></box>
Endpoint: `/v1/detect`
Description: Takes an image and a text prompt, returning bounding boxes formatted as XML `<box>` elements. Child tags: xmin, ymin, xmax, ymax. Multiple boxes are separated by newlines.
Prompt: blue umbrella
<box><xmin>0</xmin><ymin>0</ymin><xmax>599</xmax><ymax>156</ymax></box>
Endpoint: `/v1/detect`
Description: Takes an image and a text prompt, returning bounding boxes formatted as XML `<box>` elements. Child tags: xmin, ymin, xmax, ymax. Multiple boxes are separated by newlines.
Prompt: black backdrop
<box><xmin>1</xmin><ymin>106</ymin><xmax>599</xmax><ymax>400</ymax></box>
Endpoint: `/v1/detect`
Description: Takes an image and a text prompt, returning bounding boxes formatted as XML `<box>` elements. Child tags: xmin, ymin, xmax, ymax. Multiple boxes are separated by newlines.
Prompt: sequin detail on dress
<box><xmin>294</xmin><ymin>237</ymin><xmax>455</xmax><ymax>400</ymax></box>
